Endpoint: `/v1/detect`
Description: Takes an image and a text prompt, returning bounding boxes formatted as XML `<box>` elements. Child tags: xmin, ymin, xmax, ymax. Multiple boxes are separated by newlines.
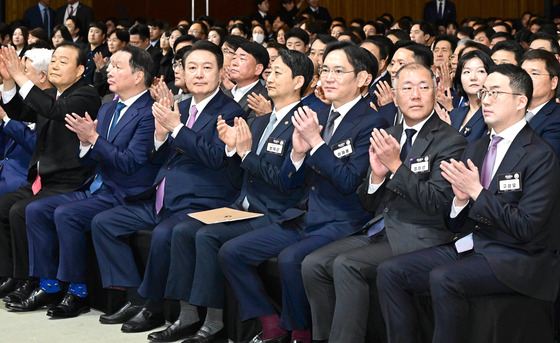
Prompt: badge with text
<box><xmin>331</xmin><ymin>139</ymin><xmax>354</xmax><ymax>158</ymax></box>
<box><xmin>409</xmin><ymin>155</ymin><xmax>431</xmax><ymax>173</ymax></box>
<box><xmin>497</xmin><ymin>173</ymin><xmax>522</xmax><ymax>193</ymax></box>
<box><xmin>266</xmin><ymin>138</ymin><xmax>286</xmax><ymax>156</ymax></box>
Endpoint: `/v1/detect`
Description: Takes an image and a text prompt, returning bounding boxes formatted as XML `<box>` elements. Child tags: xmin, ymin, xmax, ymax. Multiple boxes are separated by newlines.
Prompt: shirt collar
<box><xmin>490</xmin><ymin>118</ymin><xmax>527</xmax><ymax>144</ymax></box>
<box><xmin>191</xmin><ymin>87</ymin><xmax>220</xmax><ymax>114</ymax></box>
<box><xmin>232</xmin><ymin>80</ymin><xmax>259</xmax><ymax>98</ymax></box>
<box><xmin>119</xmin><ymin>89</ymin><xmax>147</xmax><ymax>108</ymax></box>
<box><xmin>273</xmin><ymin>100</ymin><xmax>300</xmax><ymax>123</ymax></box>
<box><xmin>372</xmin><ymin>70</ymin><xmax>388</xmax><ymax>86</ymax></box>
<box><xmin>403</xmin><ymin>111</ymin><xmax>434</xmax><ymax>134</ymax></box>
<box><xmin>38</xmin><ymin>3</ymin><xmax>47</xmax><ymax>11</ymax></box>
<box><xmin>330</xmin><ymin>95</ymin><xmax>362</xmax><ymax>119</ymax></box>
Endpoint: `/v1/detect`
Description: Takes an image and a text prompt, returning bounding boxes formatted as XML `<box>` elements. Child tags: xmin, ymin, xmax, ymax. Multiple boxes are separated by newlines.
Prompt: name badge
<box><xmin>409</xmin><ymin>155</ymin><xmax>431</xmax><ymax>173</ymax></box>
<box><xmin>497</xmin><ymin>173</ymin><xmax>522</xmax><ymax>193</ymax></box>
<box><xmin>266</xmin><ymin>138</ymin><xmax>286</xmax><ymax>156</ymax></box>
<box><xmin>331</xmin><ymin>139</ymin><xmax>354</xmax><ymax>159</ymax></box>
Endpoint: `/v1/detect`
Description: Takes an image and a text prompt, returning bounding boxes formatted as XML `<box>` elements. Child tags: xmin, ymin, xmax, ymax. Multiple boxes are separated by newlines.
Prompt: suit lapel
<box><xmin>328</xmin><ymin>100</ymin><xmax>365</xmax><ymax>145</ymax></box>
<box><xmin>108</xmin><ymin>92</ymin><xmax>151</xmax><ymax>142</ymax></box>
<box><xmin>528</xmin><ymin>99</ymin><xmax>554</xmax><ymax>131</ymax></box>
<box><xmin>190</xmin><ymin>91</ymin><xmax>222</xmax><ymax>132</ymax></box>
<box><xmin>251</xmin><ymin>115</ymin><xmax>269</xmax><ymax>151</ymax></box>
<box><xmin>269</xmin><ymin>102</ymin><xmax>300</xmax><ymax>140</ymax></box>
<box><xmin>99</xmin><ymin>101</ymin><xmax>117</xmax><ymax>139</ymax></box>
<box><xmin>404</xmin><ymin>114</ymin><xmax>440</xmax><ymax>166</ymax></box>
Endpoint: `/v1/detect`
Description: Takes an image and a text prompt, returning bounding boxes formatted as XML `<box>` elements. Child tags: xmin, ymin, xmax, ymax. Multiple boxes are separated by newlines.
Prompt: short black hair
<box><xmin>183</xmin><ymin>40</ymin><xmax>224</xmax><ymax>69</ymax></box>
<box><xmin>237</xmin><ymin>40</ymin><xmax>270</xmax><ymax>75</ymax></box>
<box><xmin>488</xmin><ymin>63</ymin><xmax>533</xmax><ymax>109</ymax></box>
<box><xmin>55</xmin><ymin>41</ymin><xmax>87</xmax><ymax>67</ymax></box>
<box><xmin>360</xmin><ymin>48</ymin><xmax>379</xmax><ymax>87</ymax></box>
<box><xmin>491</xmin><ymin>40</ymin><xmax>525</xmax><ymax>65</ymax></box>
<box><xmin>129</xmin><ymin>24</ymin><xmax>150</xmax><ymax>41</ymax></box>
<box><xmin>521</xmin><ymin>49</ymin><xmax>560</xmax><ymax>88</ymax></box>
<box><xmin>174</xmin><ymin>34</ymin><xmax>199</xmax><ymax>51</ymax></box>
<box><xmin>454</xmin><ymin>50</ymin><xmax>495</xmax><ymax>98</ymax></box>
<box><xmin>385</xmin><ymin>29</ymin><xmax>409</xmax><ymax>42</ymax></box>
<box><xmin>396</xmin><ymin>41</ymin><xmax>433</xmax><ymax>68</ymax></box>
<box><xmin>361</xmin><ymin>36</ymin><xmax>395</xmax><ymax>62</ymax></box>
<box><xmin>89</xmin><ymin>21</ymin><xmax>108</xmax><ymax>36</ymax></box>
<box><xmin>459</xmin><ymin>40</ymin><xmax>492</xmax><ymax>59</ymax></box>
<box><xmin>121</xmin><ymin>45</ymin><xmax>154</xmax><ymax>87</ymax></box>
<box><xmin>457</xmin><ymin>26</ymin><xmax>474</xmax><ymax>39</ymax></box>
<box><xmin>311</xmin><ymin>34</ymin><xmax>337</xmax><ymax>47</ymax></box>
<box><xmin>490</xmin><ymin>32</ymin><xmax>513</xmax><ymax>42</ymax></box>
<box><xmin>411</xmin><ymin>21</ymin><xmax>435</xmax><ymax>38</ymax></box>
<box><xmin>529</xmin><ymin>32</ymin><xmax>560</xmax><ymax>55</ymax></box>
<box><xmin>148</xmin><ymin>19</ymin><xmax>165</xmax><ymax>29</ymax></box>
<box><xmin>276</xmin><ymin>49</ymin><xmax>314</xmax><ymax>96</ymax></box>
<box><xmin>285</xmin><ymin>27</ymin><xmax>310</xmax><ymax>46</ymax></box>
<box><xmin>223</xmin><ymin>35</ymin><xmax>248</xmax><ymax>52</ymax></box>
<box><xmin>433</xmin><ymin>35</ymin><xmax>458</xmax><ymax>53</ymax></box>
<box><xmin>323</xmin><ymin>40</ymin><xmax>369</xmax><ymax>76</ymax></box>
<box><xmin>331</xmin><ymin>17</ymin><xmax>347</xmax><ymax>27</ymax></box>
<box><xmin>492</xmin><ymin>22</ymin><xmax>513</xmax><ymax>34</ymax></box>
<box><xmin>338</xmin><ymin>29</ymin><xmax>362</xmax><ymax>44</ymax></box>
<box><xmin>473</xmin><ymin>26</ymin><xmax>495</xmax><ymax>42</ymax></box>
<box><xmin>108</xmin><ymin>29</ymin><xmax>130</xmax><ymax>44</ymax></box>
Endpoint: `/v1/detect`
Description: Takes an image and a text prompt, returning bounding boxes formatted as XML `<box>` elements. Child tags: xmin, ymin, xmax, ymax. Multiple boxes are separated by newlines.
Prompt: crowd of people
<box><xmin>0</xmin><ymin>0</ymin><xmax>560</xmax><ymax>342</ymax></box>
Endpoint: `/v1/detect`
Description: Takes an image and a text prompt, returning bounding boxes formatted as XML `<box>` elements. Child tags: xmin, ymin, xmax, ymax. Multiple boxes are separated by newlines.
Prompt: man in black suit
<box><xmin>423</xmin><ymin>0</ymin><xmax>456</xmax><ymax>24</ymax></box>
<box><xmin>377</xmin><ymin>64</ymin><xmax>560</xmax><ymax>343</ymax></box>
<box><xmin>224</xmin><ymin>41</ymin><xmax>269</xmax><ymax>125</ymax></box>
<box><xmin>302</xmin><ymin>0</ymin><xmax>332</xmax><ymax>28</ymax></box>
<box><xmin>129</xmin><ymin>24</ymin><xmax>162</xmax><ymax>75</ymax></box>
<box><xmin>55</xmin><ymin>0</ymin><xmax>94</xmax><ymax>41</ymax></box>
<box><xmin>23</xmin><ymin>0</ymin><xmax>56</xmax><ymax>37</ymax></box>
<box><xmin>0</xmin><ymin>42</ymin><xmax>100</xmax><ymax>302</ymax></box>
<box><xmin>302</xmin><ymin>63</ymin><xmax>467</xmax><ymax>343</ymax></box>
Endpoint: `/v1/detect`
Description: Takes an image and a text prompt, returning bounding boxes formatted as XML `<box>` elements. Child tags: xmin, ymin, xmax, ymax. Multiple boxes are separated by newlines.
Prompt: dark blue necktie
<box><xmin>43</xmin><ymin>8</ymin><xmax>50</xmax><ymax>36</ymax></box>
<box><xmin>108</xmin><ymin>102</ymin><xmax>126</xmax><ymax>140</ymax></box>
<box><xmin>400</xmin><ymin>128</ymin><xmax>416</xmax><ymax>162</ymax></box>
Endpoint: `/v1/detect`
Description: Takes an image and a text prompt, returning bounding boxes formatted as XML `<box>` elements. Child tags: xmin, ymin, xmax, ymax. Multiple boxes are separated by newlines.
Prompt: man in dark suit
<box><xmin>129</xmin><ymin>24</ymin><xmax>162</xmax><ymax>75</ymax></box>
<box><xmin>0</xmin><ymin>42</ymin><xmax>100</xmax><ymax>301</ymax></box>
<box><xmin>23</xmin><ymin>0</ymin><xmax>56</xmax><ymax>37</ymax></box>
<box><xmin>224</xmin><ymin>41</ymin><xmax>270</xmax><ymax>125</ymax></box>
<box><xmin>10</xmin><ymin>46</ymin><xmax>159</xmax><ymax>317</ymax></box>
<box><xmin>55</xmin><ymin>0</ymin><xmax>94</xmax><ymax>41</ymax></box>
<box><xmin>219</xmin><ymin>41</ymin><xmax>388</xmax><ymax>343</ymax></box>
<box><xmin>91</xmin><ymin>41</ymin><xmax>245</xmax><ymax>334</ymax></box>
<box><xmin>147</xmin><ymin>49</ymin><xmax>314</xmax><ymax>343</ymax></box>
<box><xmin>423</xmin><ymin>0</ymin><xmax>456</xmax><ymax>24</ymax></box>
<box><xmin>302</xmin><ymin>63</ymin><xmax>467</xmax><ymax>343</ymax></box>
<box><xmin>360</xmin><ymin>37</ymin><xmax>394</xmax><ymax>107</ymax></box>
<box><xmin>83</xmin><ymin>21</ymin><xmax>110</xmax><ymax>85</ymax></box>
<box><xmin>377</xmin><ymin>64</ymin><xmax>560</xmax><ymax>343</ymax></box>
<box><xmin>302</xmin><ymin>0</ymin><xmax>332</xmax><ymax>28</ymax></box>
<box><xmin>520</xmin><ymin>49</ymin><xmax>560</xmax><ymax>157</ymax></box>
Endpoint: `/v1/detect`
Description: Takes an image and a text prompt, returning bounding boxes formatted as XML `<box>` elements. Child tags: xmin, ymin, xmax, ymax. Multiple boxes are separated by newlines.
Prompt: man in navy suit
<box><xmin>8</xmin><ymin>46</ymin><xmax>159</xmax><ymax>317</ymax></box>
<box><xmin>147</xmin><ymin>49</ymin><xmax>315</xmax><ymax>343</ymax></box>
<box><xmin>302</xmin><ymin>0</ymin><xmax>332</xmax><ymax>28</ymax></box>
<box><xmin>219</xmin><ymin>41</ymin><xmax>388</xmax><ymax>343</ymax></box>
<box><xmin>520</xmin><ymin>49</ymin><xmax>560</xmax><ymax>157</ymax></box>
<box><xmin>91</xmin><ymin>41</ymin><xmax>245</xmax><ymax>334</ymax></box>
<box><xmin>55</xmin><ymin>0</ymin><xmax>94</xmax><ymax>42</ymax></box>
<box><xmin>377</xmin><ymin>64</ymin><xmax>560</xmax><ymax>343</ymax></box>
<box><xmin>423</xmin><ymin>0</ymin><xmax>456</xmax><ymax>24</ymax></box>
<box><xmin>23</xmin><ymin>1</ymin><xmax>56</xmax><ymax>36</ymax></box>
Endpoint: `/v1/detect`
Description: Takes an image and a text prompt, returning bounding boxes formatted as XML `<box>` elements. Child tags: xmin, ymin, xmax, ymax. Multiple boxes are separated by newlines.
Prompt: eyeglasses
<box><xmin>477</xmin><ymin>89</ymin><xmax>522</xmax><ymax>101</ymax></box>
<box><xmin>319</xmin><ymin>68</ymin><xmax>355</xmax><ymax>79</ymax></box>
<box><xmin>527</xmin><ymin>71</ymin><xmax>551</xmax><ymax>78</ymax></box>
<box><xmin>221</xmin><ymin>47</ymin><xmax>234</xmax><ymax>55</ymax></box>
<box><xmin>397</xmin><ymin>84</ymin><xmax>433</xmax><ymax>94</ymax></box>
<box><xmin>172</xmin><ymin>61</ymin><xmax>183</xmax><ymax>70</ymax></box>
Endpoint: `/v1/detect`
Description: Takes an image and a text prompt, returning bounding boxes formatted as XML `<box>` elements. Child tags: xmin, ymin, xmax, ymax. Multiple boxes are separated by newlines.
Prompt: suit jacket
<box><xmin>225</xmin><ymin>102</ymin><xmax>308</xmax><ymax>227</ymax></box>
<box><xmin>423</xmin><ymin>0</ymin><xmax>456</xmax><ymax>23</ymax></box>
<box><xmin>302</xmin><ymin>6</ymin><xmax>332</xmax><ymax>26</ymax></box>
<box><xmin>377</xmin><ymin>101</ymin><xmax>398</xmax><ymax>126</ymax></box>
<box><xmin>448</xmin><ymin>124</ymin><xmax>560</xmax><ymax>301</ymax></box>
<box><xmin>126</xmin><ymin>89</ymin><xmax>246</xmax><ymax>213</ymax></box>
<box><xmin>450</xmin><ymin>106</ymin><xmax>488</xmax><ymax>143</ymax></box>
<box><xmin>1</xmin><ymin>78</ymin><xmax>101</xmax><ymax>191</ymax></box>
<box><xmin>528</xmin><ymin>99</ymin><xmax>560</xmax><ymax>158</ymax></box>
<box><xmin>224</xmin><ymin>81</ymin><xmax>269</xmax><ymax>125</ymax></box>
<box><xmin>302</xmin><ymin>93</ymin><xmax>327</xmax><ymax>112</ymax></box>
<box><xmin>0</xmin><ymin>120</ymin><xmax>36</xmax><ymax>194</ymax></box>
<box><xmin>280</xmin><ymin>97</ymin><xmax>389</xmax><ymax>240</ymax></box>
<box><xmin>55</xmin><ymin>2</ymin><xmax>94</xmax><ymax>39</ymax></box>
<box><xmin>84</xmin><ymin>43</ymin><xmax>110</xmax><ymax>85</ymax></box>
<box><xmin>80</xmin><ymin>91</ymin><xmax>159</xmax><ymax>203</ymax></box>
<box><xmin>23</xmin><ymin>4</ymin><xmax>56</xmax><ymax>31</ymax></box>
<box><xmin>147</xmin><ymin>45</ymin><xmax>163</xmax><ymax>74</ymax></box>
<box><xmin>368</xmin><ymin>71</ymin><xmax>392</xmax><ymax>108</ymax></box>
<box><xmin>358</xmin><ymin>113</ymin><xmax>467</xmax><ymax>255</ymax></box>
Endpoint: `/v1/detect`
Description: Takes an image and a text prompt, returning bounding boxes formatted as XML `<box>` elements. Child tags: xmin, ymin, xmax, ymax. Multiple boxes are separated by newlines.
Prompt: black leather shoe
<box><xmin>250</xmin><ymin>332</ymin><xmax>291</xmax><ymax>343</ymax></box>
<box><xmin>46</xmin><ymin>293</ymin><xmax>90</xmax><ymax>318</ymax></box>
<box><xmin>181</xmin><ymin>327</ymin><xmax>225</xmax><ymax>343</ymax></box>
<box><xmin>121</xmin><ymin>307</ymin><xmax>165</xmax><ymax>333</ymax></box>
<box><xmin>3</xmin><ymin>278</ymin><xmax>39</xmax><ymax>303</ymax></box>
<box><xmin>148</xmin><ymin>319</ymin><xmax>201</xmax><ymax>342</ymax></box>
<box><xmin>0</xmin><ymin>278</ymin><xmax>18</xmax><ymax>297</ymax></box>
<box><xmin>99</xmin><ymin>301</ymin><xmax>142</xmax><ymax>324</ymax></box>
<box><xmin>7</xmin><ymin>287</ymin><xmax>63</xmax><ymax>311</ymax></box>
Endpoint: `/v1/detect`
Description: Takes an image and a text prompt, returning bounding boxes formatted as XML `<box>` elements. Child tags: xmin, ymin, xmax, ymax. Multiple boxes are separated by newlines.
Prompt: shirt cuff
<box><xmin>79</xmin><ymin>142</ymin><xmax>92</xmax><ymax>158</ymax></box>
<box><xmin>225</xmin><ymin>145</ymin><xmax>237</xmax><ymax>157</ymax></box>
<box><xmin>310</xmin><ymin>141</ymin><xmax>325</xmax><ymax>156</ymax></box>
<box><xmin>2</xmin><ymin>115</ymin><xmax>10</xmax><ymax>124</ymax></box>
<box><xmin>171</xmin><ymin>123</ymin><xmax>184</xmax><ymax>138</ymax></box>
<box><xmin>2</xmin><ymin>85</ymin><xmax>17</xmax><ymax>104</ymax></box>
<box><xmin>291</xmin><ymin>150</ymin><xmax>305</xmax><ymax>171</ymax></box>
<box><xmin>450</xmin><ymin>197</ymin><xmax>469</xmax><ymax>218</ymax></box>
<box><xmin>367</xmin><ymin>176</ymin><xmax>385</xmax><ymax>194</ymax></box>
<box><xmin>154</xmin><ymin>132</ymin><xmax>167</xmax><ymax>151</ymax></box>
<box><xmin>18</xmin><ymin>80</ymin><xmax>35</xmax><ymax>100</ymax></box>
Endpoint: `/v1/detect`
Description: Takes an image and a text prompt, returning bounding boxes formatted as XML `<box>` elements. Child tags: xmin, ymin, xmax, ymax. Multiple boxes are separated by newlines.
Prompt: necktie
<box><xmin>155</xmin><ymin>177</ymin><xmax>166</xmax><ymax>214</ymax></box>
<box><xmin>69</xmin><ymin>5</ymin><xmax>74</xmax><ymax>17</ymax></box>
<box><xmin>480</xmin><ymin>135</ymin><xmax>503</xmax><ymax>189</ymax></box>
<box><xmin>108</xmin><ymin>102</ymin><xmax>126</xmax><ymax>139</ymax></box>
<box><xmin>323</xmin><ymin>110</ymin><xmax>341</xmax><ymax>144</ymax></box>
<box><xmin>32</xmin><ymin>173</ymin><xmax>41</xmax><ymax>195</ymax></box>
<box><xmin>400</xmin><ymin>129</ymin><xmax>416</xmax><ymax>162</ymax></box>
<box><xmin>438</xmin><ymin>1</ymin><xmax>443</xmax><ymax>19</ymax></box>
<box><xmin>187</xmin><ymin>105</ymin><xmax>198</xmax><ymax>129</ymax></box>
<box><xmin>43</xmin><ymin>8</ymin><xmax>49</xmax><ymax>35</ymax></box>
<box><xmin>256</xmin><ymin>112</ymin><xmax>277</xmax><ymax>154</ymax></box>
<box><xmin>525</xmin><ymin>110</ymin><xmax>535</xmax><ymax>123</ymax></box>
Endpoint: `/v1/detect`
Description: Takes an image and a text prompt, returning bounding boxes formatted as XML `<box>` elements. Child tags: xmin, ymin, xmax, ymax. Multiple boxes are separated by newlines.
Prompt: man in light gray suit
<box><xmin>224</xmin><ymin>41</ymin><xmax>269</xmax><ymax>125</ymax></box>
<box><xmin>301</xmin><ymin>63</ymin><xmax>468</xmax><ymax>343</ymax></box>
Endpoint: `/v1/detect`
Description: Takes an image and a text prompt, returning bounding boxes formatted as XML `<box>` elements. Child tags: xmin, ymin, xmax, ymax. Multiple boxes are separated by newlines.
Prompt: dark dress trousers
<box><xmin>165</xmin><ymin>103</ymin><xmax>307</xmax><ymax>310</ymax></box>
<box><xmin>26</xmin><ymin>92</ymin><xmax>159</xmax><ymax>284</ymax></box>
<box><xmin>0</xmin><ymin>79</ymin><xmax>100</xmax><ymax>278</ymax></box>
<box><xmin>219</xmin><ymin>97</ymin><xmax>389</xmax><ymax>331</ymax></box>
<box><xmin>377</xmin><ymin>124</ymin><xmax>560</xmax><ymax>343</ymax></box>
<box><xmin>91</xmin><ymin>90</ymin><xmax>245</xmax><ymax>302</ymax></box>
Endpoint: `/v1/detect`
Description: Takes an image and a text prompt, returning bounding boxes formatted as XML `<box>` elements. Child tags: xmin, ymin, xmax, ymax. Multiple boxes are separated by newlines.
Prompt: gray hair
<box><xmin>24</xmin><ymin>48</ymin><xmax>54</xmax><ymax>74</ymax></box>
<box><xmin>393</xmin><ymin>63</ymin><xmax>437</xmax><ymax>91</ymax></box>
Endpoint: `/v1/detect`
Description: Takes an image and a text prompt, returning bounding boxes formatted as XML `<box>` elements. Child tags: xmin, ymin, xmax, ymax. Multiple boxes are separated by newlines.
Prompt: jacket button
<box><xmin>384</xmin><ymin>207</ymin><xmax>389</xmax><ymax>213</ymax></box>
<box><xmin>167</xmin><ymin>166</ymin><xmax>172</xmax><ymax>170</ymax></box>
<box><xmin>311</xmin><ymin>186</ymin><xmax>316</xmax><ymax>191</ymax></box>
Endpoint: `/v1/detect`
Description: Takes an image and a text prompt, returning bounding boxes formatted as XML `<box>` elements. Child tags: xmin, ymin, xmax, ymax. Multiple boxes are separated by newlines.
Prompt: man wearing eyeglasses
<box><xmin>377</xmin><ymin>64</ymin><xmax>560</xmax><ymax>343</ymax></box>
<box><xmin>520</xmin><ymin>49</ymin><xmax>560</xmax><ymax>157</ymax></box>
<box><xmin>301</xmin><ymin>62</ymin><xmax>467</xmax><ymax>343</ymax></box>
<box><xmin>220</xmin><ymin>41</ymin><xmax>388</xmax><ymax>343</ymax></box>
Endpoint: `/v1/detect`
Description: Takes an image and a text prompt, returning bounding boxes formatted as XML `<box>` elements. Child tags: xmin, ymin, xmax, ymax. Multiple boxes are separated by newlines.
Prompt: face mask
<box><xmin>253</xmin><ymin>33</ymin><xmax>265</xmax><ymax>44</ymax></box>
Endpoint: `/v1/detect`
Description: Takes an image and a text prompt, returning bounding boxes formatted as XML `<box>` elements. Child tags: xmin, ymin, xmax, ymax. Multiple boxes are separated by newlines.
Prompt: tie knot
<box><xmin>191</xmin><ymin>105</ymin><xmax>198</xmax><ymax>116</ymax></box>
<box><xmin>269</xmin><ymin>112</ymin><xmax>277</xmax><ymax>124</ymax></box>
<box><xmin>490</xmin><ymin>135</ymin><xmax>503</xmax><ymax>148</ymax></box>
<box><xmin>116</xmin><ymin>102</ymin><xmax>126</xmax><ymax>113</ymax></box>
<box><xmin>404</xmin><ymin>128</ymin><xmax>417</xmax><ymax>140</ymax></box>
<box><xmin>328</xmin><ymin>110</ymin><xmax>341</xmax><ymax>124</ymax></box>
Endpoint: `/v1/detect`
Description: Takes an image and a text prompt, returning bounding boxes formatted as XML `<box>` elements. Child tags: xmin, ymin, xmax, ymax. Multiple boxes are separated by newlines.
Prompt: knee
<box><xmin>429</xmin><ymin>266</ymin><xmax>457</xmax><ymax>299</ymax></box>
<box><xmin>9</xmin><ymin>200</ymin><xmax>26</xmax><ymax>222</ymax></box>
<box><xmin>195</xmin><ymin>226</ymin><xmax>219</xmax><ymax>248</ymax></box>
<box><xmin>218</xmin><ymin>239</ymin><xmax>243</xmax><ymax>268</ymax></box>
<box><xmin>277</xmin><ymin>248</ymin><xmax>301</xmax><ymax>273</ymax></box>
<box><xmin>151</xmin><ymin>226</ymin><xmax>172</xmax><ymax>249</ymax></box>
<box><xmin>90</xmin><ymin>213</ymin><xmax>107</xmax><ymax>240</ymax></box>
<box><xmin>301</xmin><ymin>251</ymin><xmax>328</xmax><ymax>280</ymax></box>
<box><xmin>376</xmin><ymin>260</ymin><xmax>398</xmax><ymax>289</ymax></box>
<box><xmin>171</xmin><ymin>221</ymin><xmax>197</xmax><ymax>245</ymax></box>
<box><xmin>25</xmin><ymin>199</ymin><xmax>43</xmax><ymax>221</ymax></box>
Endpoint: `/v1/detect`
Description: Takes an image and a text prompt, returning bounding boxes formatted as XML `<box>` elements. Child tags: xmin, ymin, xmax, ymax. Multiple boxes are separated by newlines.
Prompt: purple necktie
<box><xmin>480</xmin><ymin>135</ymin><xmax>503</xmax><ymax>189</ymax></box>
<box><xmin>155</xmin><ymin>177</ymin><xmax>166</xmax><ymax>214</ymax></box>
<box><xmin>187</xmin><ymin>105</ymin><xmax>198</xmax><ymax>129</ymax></box>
